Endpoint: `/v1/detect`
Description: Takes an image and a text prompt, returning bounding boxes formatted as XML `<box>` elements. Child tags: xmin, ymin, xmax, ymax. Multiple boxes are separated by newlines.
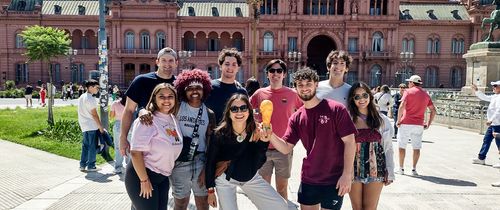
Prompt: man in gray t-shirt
<box><xmin>316</xmin><ymin>50</ymin><xmax>353</xmax><ymax>107</ymax></box>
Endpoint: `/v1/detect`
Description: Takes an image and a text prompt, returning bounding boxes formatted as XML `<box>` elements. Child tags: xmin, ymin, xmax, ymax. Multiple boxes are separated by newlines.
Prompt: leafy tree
<box><xmin>21</xmin><ymin>25</ymin><xmax>70</xmax><ymax>125</ymax></box>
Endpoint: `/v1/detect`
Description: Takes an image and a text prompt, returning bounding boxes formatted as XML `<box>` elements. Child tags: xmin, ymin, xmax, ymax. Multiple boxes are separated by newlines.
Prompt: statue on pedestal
<box><xmin>481</xmin><ymin>0</ymin><xmax>500</xmax><ymax>42</ymax></box>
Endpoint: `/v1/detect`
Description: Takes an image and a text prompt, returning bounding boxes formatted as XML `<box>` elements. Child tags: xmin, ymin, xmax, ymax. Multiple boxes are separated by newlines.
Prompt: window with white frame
<box><xmin>427</xmin><ymin>38</ymin><xmax>433</xmax><ymax>53</ymax></box>
<box><xmin>15</xmin><ymin>63</ymin><xmax>29</xmax><ymax>83</ymax></box>
<box><xmin>451</xmin><ymin>38</ymin><xmax>465</xmax><ymax>54</ymax></box>
<box><xmin>263</xmin><ymin>32</ymin><xmax>274</xmax><ymax>52</ymax></box>
<box><xmin>125</xmin><ymin>31</ymin><xmax>135</xmax><ymax>49</ymax></box>
<box><xmin>372</xmin><ymin>32</ymin><xmax>383</xmax><ymax>52</ymax></box>
<box><xmin>369</xmin><ymin>65</ymin><xmax>382</xmax><ymax>88</ymax></box>
<box><xmin>288</xmin><ymin>37</ymin><xmax>297</xmax><ymax>52</ymax></box>
<box><xmin>450</xmin><ymin>67</ymin><xmax>463</xmax><ymax>88</ymax></box>
<box><xmin>427</xmin><ymin>38</ymin><xmax>440</xmax><ymax>54</ymax></box>
<box><xmin>156</xmin><ymin>32</ymin><xmax>165</xmax><ymax>49</ymax></box>
<box><xmin>425</xmin><ymin>66</ymin><xmax>438</xmax><ymax>87</ymax></box>
<box><xmin>51</xmin><ymin>63</ymin><xmax>61</xmax><ymax>82</ymax></box>
<box><xmin>16</xmin><ymin>34</ymin><xmax>25</xmax><ymax>48</ymax></box>
<box><xmin>140</xmin><ymin>32</ymin><xmax>150</xmax><ymax>50</ymax></box>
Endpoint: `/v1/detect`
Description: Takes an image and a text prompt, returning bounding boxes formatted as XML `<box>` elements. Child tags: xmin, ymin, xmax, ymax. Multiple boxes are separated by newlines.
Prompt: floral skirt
<box><xmin>353</xmin><ymin>141</ymin><xmax>387</xmax><ymax>184</ymax></box>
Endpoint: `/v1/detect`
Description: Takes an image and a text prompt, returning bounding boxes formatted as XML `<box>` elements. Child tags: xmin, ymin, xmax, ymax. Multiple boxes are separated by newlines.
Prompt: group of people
<box><xmin>75</xmin><ymin>46</ymin><xmax>459</xmax><ymax>210</ymax></box>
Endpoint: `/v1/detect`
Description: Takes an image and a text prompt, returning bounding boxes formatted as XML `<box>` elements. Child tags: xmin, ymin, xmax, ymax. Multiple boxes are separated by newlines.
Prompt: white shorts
<box><xmin>397</xmin><ymin>124</ymin><xmax>424</xmax><ymax>149</ymax></box>
<box><xmin>25</xmin><ymin>95</ymin><xmax>32</xmax><ymax>100</ymax></box>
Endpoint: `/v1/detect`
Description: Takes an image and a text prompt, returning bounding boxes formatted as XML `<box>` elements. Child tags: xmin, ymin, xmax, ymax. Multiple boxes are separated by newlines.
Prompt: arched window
<box><xmin>156</xmin><ymin>32</ymin><xmax>165</xmax><ymax>49</ymax></box>
<box><xmin>140</xmin><ymin>31</ymin><xmax>150</xmax><ymax>50</ymax></box>
<box><xmin>71</xmin><ymin>64</ymin><xmax>85</xmax><ymax>83</ymax></box>
<box><xmin>16</xmin><ymin>34</ymin><xmax>25</xmax><ymax>48</ymax></box>
<box><xmin>370</xmin><ymin>0</ymin><xmax>388</xmax><ymax>15</ymax></box>
<box><xmin>81</xmin><ymin>36</ymin><xmax>89</xmax><ymax>49</ymax></box>
<box><xmin>15</xmin><ymin>63</ymin><xmax>29</xmax><ymax>83</ymax></box>
<box><xmin>369</xmin><ymin>65</ymin><xmax>382</xmax><ymax>87</ymax></box>
<box><xmin>402</xmin><ymin>38</ymin><xmax>415</xmax><ymax>53</ymax></box>
<box><xmin>427</xmin><ymin>38</ymin><xmax>433</xmax><ymax>53</ymax></box>
<box><xmin>450</xmin><ymin>67</ymin><xmax>464</xmax><ymax>88</ymax></box>
<box><xmin>346</xmin><ymin>71</ymin><xmax>358</xmax><ymax>85</ymax></box>
<box><xmin>263</xmin><ymin>32</ymin><xmax>274</xmax><ymax>52</ymax></box>
<box><xmin>408</xmin><ymin>39</ymin><xmax>414</xmax><ymax>53</ymax></box>
<box><xmin>425</xmin><ymin>66</ymin><xmax>438</xmax><ymax>87</ymax></box>
<box><xmin>452</xmin><ymin>38</ymin><xmax>465</xmax><ymax>54</ymax></box>
<box><xmin>125</xmin><ymin>31</ymin><xmax>135</xmax><ymax>49</ymax></box>
<box><xmin>51</xmin><ymin>63</ymin><xmax>61</xmax><ymax>82</ymax></box>
<box><xmin>372</xmin><ymin>32</ymin><xmax>383</xmax><ymax>52</ymax></box>
<box><xmin>433</xmin><ymin>39</ymin><xmax>440</xmax><ymax>54</ymax></box>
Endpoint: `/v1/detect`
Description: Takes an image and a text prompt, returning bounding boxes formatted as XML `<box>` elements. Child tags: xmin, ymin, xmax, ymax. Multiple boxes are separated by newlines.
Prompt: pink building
<box><xmin>0</xmin><ymin>0</ymin><xmax>498</xmax><ymax>88</ymax></box>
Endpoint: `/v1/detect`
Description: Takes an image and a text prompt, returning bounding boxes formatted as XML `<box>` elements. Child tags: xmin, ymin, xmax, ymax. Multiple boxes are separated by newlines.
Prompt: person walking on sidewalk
<box><xmin>120</xmin><ymin>47</ymin><xmax>178</xmax><ymax>158</ymax></box>
<box><xmin>316</xmin><ymin>50</ymin><xmax>353</xmax><ymax>107</ymax></box>
<box><xmin>347</xmin><ymin>82</ymin><xmax>395</xmax><ymax>210</ymax></box>
<box><xmin>40</xmin><ymin>84</ymin><xmax>46</xmax><ymax>107</ymax></box>
<box><xmin>392</xmin><ymin>83</ymin><xmax>407</xmax><ymax>138</ymax></box>
<box><xmin>110</xmin><ymin>96</ymin><xmax>127</xmax><ymax>174</ymax></box>
<box><xmin>125</xmin><ymin>83</ymin><xmax>183</xmax><ymax>210</ymax></box>
<box><xmin>396</xmin><ymin>75</ymin><xmax>436</xmax><ymax>176</ymax></box>
<box><xmin>261</xmin><ymin>67</ymin><xmax>357</xmax><ymax>210</ymax></box>
<box><xmin>471</xmin><ymin>81</ymin><xmax>500</xmax><ymax>168</ymax></box>
<box><xmin>24</xmin><ymin>84</ymin><xmax>33</xmax><ymax>107</ymax></box>
<box><xmin>374</xmin><ymin>85</ymin><xmax>392</xmax><ymax>116</ymax></box>
<box><xmin>77</xmin><ymin>79</ymin><xmax>104</xmax><ymax>172</ymax></box>
<box><xmin>170</xmin><ymin>69</ymin><xmax>215</xmax><ymax>210</ymax></box>
<box><xmin>205</xmin><ymin>94</ymin><xmax>288</xmax><ymax>210</ymax></box>
<box><xmin>250</xmin><ymin>59</ymin><xmax>302</xmax><ymax>200</ymax></box>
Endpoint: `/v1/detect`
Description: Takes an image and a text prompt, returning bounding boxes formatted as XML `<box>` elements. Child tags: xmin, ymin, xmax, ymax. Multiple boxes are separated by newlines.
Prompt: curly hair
<box><xmin>294</xmin><ymin>67</ymin><xmax>319</xmax><ymax>83</ymax></box>
<box><xmin>217</xmin><ymin>48</ymin><xmax>242</xmax><ymax>66</ymax></box>
<box><xmin>173</xmin><ymin>69</ymin><xmax>212</xmax><ymax>102</ymax></box>
<box><xmin>326</xmin><ymin>50</ymin><xmax>353</xmax><ymax>69</ymax></box>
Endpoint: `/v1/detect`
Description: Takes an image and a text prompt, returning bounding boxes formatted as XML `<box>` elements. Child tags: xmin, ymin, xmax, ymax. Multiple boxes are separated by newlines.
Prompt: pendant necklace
<box><xmin>235</xmin><ymin>129</ymin><xmax>246</xmax><ymax>143</ymax></box>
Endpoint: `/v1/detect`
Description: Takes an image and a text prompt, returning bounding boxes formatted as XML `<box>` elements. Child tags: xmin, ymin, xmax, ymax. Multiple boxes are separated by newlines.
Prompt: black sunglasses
<box><xmin>229</xmin><ymin>105</ymin><xmax>249</xmax><ymax>113</ymax></box>
<box><xmin>268</xmin><ymin>68</ymin><xmax>284</xmax><ymax>74</ymax></box>
<box><xmin>354</xmin><ymin>93</ymin><xmax>370</xmax><ymax>101</ymax></box>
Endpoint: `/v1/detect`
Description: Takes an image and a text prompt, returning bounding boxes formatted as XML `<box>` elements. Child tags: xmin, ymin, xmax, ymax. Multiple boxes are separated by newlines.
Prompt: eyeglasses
<box><xmin>353</xmin><ymin>93</ymin><xmax>369</xmax><ymax>101</ymax></box>
<box><xmin>229</xmin><ymin>105</ymin><xmax>249</xmax><ymax>113</ymax></box>
<box><xmin>268</xmin><ymin>68</ymin><xmax>284</xmax><ymax>74</ymax></box>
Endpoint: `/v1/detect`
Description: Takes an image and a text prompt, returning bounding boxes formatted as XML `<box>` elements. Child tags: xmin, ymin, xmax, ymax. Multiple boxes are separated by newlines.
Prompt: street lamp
<box><xmin>66</xmin><ymin>48</ymin><xmax>78</xmax><ymax>82</ymax></box>
<box><xmin>399</xmin><ymin>51</ymin><xmax>414</xmax><ymax>84</ymax></box>
<box><xmin>178</xmin><ymin>50</ymin><xmax>192</xmax><ymax>73</ymax></box>
<box><xmin>287</xmin><ymin>51</ymin><xmax>301</xmax><ymax>87</ymax></box>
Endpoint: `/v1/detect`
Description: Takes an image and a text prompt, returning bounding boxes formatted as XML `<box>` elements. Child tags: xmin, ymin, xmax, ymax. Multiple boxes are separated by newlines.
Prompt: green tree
<box><xmin>21</xmin><ymin>25</ymin><xmax>70</xmax><ymax>125</ymax></box>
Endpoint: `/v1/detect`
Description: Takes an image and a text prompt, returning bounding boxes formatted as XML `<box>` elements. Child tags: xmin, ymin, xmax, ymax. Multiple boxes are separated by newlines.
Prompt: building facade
<box><xmin>1</xmin><ymin>0</ymin><xmax>499</xmax><ymax>88</ymax></box>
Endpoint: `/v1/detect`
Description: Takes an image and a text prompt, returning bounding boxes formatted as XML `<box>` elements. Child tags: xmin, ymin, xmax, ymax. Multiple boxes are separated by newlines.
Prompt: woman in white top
<box><xmin>374</xmin><ymin>85</ymin><xmax>392</xmax><ymax>116</ymax></box>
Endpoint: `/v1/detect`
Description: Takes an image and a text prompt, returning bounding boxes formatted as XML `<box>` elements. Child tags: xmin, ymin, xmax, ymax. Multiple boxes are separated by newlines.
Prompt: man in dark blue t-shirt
<box><xmin>205</xmin><ymin>48</ymin><xmax>247</xmax><ymax>123</ymax></box>
<box><xmin>119</xmin><ymin>47</ymin><xmax>178</xmax><ymax>157</ymax></box>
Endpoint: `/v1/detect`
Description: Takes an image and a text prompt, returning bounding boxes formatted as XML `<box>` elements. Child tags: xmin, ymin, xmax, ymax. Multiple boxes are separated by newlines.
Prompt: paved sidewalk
<box><xmin>0</xmin><ymin>98</ymin><xmax>79</xmax><ymax>109</ymax></box>
<box><xmin>1</xmin><ymin>124</ymin><xmax>500</xmax><ymax>210</ymax></box>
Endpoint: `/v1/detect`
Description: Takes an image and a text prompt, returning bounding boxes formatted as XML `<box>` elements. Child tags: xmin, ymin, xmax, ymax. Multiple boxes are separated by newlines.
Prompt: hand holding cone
<box><xmin>259</xmin><ymin>100</ymin><xmax>273</xmax><ymax>130</ymax></box>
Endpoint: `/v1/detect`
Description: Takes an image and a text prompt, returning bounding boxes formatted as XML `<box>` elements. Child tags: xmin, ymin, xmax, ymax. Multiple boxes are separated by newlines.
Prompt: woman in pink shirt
<box><xmin>110</xmin><ymin>96</ymin><xmax>126</xmax><ymax>174</ymax></box>
<box><xmin>124</xmin><ymin>83</ymin><xmax>183</xmax><ymax>210</ymax></box>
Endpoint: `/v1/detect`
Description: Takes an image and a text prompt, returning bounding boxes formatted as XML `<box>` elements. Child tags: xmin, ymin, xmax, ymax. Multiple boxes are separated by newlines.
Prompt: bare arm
<box><xmin>396</xmin><ymin>100</ymin><xmax>406</xmax><ymax>127</ymax></box>
<box><xmin>120</xmin><ymin>97</ymin><xmax>138</xmax><ymax>156</ymax></box>
<box><xmin>268</xmin><ymin>132</ymin><xmax>295</xmax><ymax>155</ymax></box>
<box><xmin>336</xmin><ymin>133</ymin><xmax>356</xmax><ymax>196</ymax></box>
<box><xmin>425</xmin><ymin>104</ymin><xmax>437</xmax><ymax>129</ymax></box>
<box><xmin>110</xmin><ymin>110</ymin><xmax>116</xmax><ymax>120</ymax></box>
<box><xmin>130</xmin><ymin>151</ymin><xmax>153</xmax><ymax>199</ymax></box>
<box><xmin>90</xmin><ymin>108</ymin><xmax>104</xmax><ymax>133</ymax></box>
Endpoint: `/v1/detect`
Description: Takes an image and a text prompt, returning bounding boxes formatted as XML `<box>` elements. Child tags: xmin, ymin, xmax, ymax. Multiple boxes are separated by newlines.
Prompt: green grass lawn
<box><xmin>0</xmin><ymin>105</ymin><xmax>113</xmax><ymax>164</ymax></box>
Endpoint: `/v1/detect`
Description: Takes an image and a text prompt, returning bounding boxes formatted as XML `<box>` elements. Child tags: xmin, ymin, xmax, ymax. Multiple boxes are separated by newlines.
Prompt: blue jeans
<box><xmin>478</xmin><ymin>125</ymin><xmax>500</xmax><ymax>160</ymax></box>
<box><xmin>80</xmin><ymin>130</ymin><xmax>98</xmax><ymax>169</ymax></box>
<box><xmin>113</xmin><ymin>121</ymin><xmax>127</xmax><ymax>169</ymax></box>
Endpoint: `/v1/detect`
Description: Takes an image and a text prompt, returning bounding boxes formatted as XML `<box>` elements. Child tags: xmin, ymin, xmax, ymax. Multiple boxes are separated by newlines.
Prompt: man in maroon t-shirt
<box><xmin>261</xmin><ymin>67</ymin><xmax>357</xmax><ymax>210</ymax></box>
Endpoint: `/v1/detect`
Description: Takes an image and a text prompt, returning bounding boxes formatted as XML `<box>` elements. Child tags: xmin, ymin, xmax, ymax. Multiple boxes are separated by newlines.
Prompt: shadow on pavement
<box><xmin>412</xmin><ymin>175</ymin><xmax>477</xmax><ymax>186</ymax></box>
<box><xmin>84</xmin><ymin>172</ymin><xmax>114</xmax><ymax>183</ymax></box>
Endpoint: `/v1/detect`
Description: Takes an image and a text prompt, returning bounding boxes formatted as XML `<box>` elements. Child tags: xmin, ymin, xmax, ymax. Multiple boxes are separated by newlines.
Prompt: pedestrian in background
<box><xmin>40</xmin><ymin>84</ymin><xmax>46</xmax><ymax>107</ymax></box>
<box><xmin>347</xmin><ymin>82</ymin><xmax>395</xmax><ymax>210</ymax></box>
<box><xmin>374</xmin><ymin>85</ymin><xmax>392</xmax><ymax>116</ymax></box>
<box><xmin>392</xmin><ymin>83</ymin><xmax>407</xmax><ymax>138</ymax></box>
<box><xmin>24</xmin><ymin>83</ymin><xmax>33</xmax><ymax>107</ymax></box>
<box><xmin>110</xmin><ymin>96</ymin><xmax>127</xmax><ymax>174</ymax></box>
<box><xmin>245</xmin><ymin>76</ymin><xmax>260</xmax><ymax>97</ymax></box>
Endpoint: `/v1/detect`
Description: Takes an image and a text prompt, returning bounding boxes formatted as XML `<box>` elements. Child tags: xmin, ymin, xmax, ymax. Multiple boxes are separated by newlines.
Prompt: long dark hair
<box><xmin>146</xmin><ymin>83</ymin><xmax>179</xmax><ymax>115</ymax></box>
<box><xmin>215</xmin><ymin>94</ymin><xmax>256</xmax><ymax>138</ymax></box>
<box><xmin>347</xmin><ymin>82</ymin><xmax>383</xmax><ymax>130</ymax></box>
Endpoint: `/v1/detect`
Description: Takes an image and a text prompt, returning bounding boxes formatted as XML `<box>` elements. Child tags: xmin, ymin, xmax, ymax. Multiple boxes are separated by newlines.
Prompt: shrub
<box><xmin>5</xmin><ymin>80</ymin><xmax>15</xmax><ymax>90</ymax></box>
<box><xmin>42</xmin><ymin>119</ymin><xmax>82</xmax><ymax>143</ymax></box>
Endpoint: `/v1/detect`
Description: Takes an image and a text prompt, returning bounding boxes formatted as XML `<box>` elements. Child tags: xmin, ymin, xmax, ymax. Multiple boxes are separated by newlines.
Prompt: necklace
<box><xmin>359</xmin><ymin>113</ymin><xmax>368</xmax><ymax>121</ymax></box>
<box><xmin>234</xmin><ymin>129</ymin><xmax>246</xmax><ymax>143</ymax></box>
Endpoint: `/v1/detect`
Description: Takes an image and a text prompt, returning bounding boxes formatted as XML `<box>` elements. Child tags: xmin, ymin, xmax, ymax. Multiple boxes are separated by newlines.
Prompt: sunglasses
<box><xmin>354</xmin><ymin>93</ymin><xmax>370</xmax><ymax>101</ymax></box>
<box><xmin>229</xmin><ymin>105</ymin><xmax>249</xmax><ymax>113</ymax></box>
<box><xmin>493</xmin><ymin>85</ymin><xmax>499</xmax><ymax>88</ymax></box>
<box><xmin>185</xmin><ymin>86</ymin><xmax>203</xmax><ymax>92</ymax></box>
<box><xmin>268</xmin><ymin>68</ymin><xmax>284</xmax><ymax>74</ymax></box>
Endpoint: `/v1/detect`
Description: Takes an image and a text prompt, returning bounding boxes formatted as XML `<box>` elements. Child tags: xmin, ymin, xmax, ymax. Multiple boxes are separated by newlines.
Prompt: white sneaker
<box><xmin>395</xmin><ymin>168</ymin><xmax>404</xmax><ymax>175</ymax></box>
<box><xmin>472</xmin><ymin>158</ymin><xmax>486</xmax><ymax>165</ymax></box>
<box><xmin>79</xmin><ymin>167</ymin><xmax>86</xmax><ymax>172</ymax></box>
<box><xmin>492</xmin><ymin>182</ymin><xmax>500</xmax><ymax>187</ymax></box>
<box><xmin>411</xmin><ymin>169</ymin><xmax>419</xmax><ymax>176</ymax></box>
<box><xmin>493</xmin><ymin>162</ymin><xmax>500</xmax><ymax>169</ymax></box>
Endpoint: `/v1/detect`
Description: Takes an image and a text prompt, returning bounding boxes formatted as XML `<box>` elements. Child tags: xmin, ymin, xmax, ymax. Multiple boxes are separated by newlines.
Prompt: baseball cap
<box><xmin>405</xmin><ymin>75</ymin><xmax>422</xmax><ymax>84</ymax></box>
<box><xmin>157</xmin><ymin>47</ymin><xmax>177</xmax><ymax>60</ymax></box>
<box><xmin>490</xmin><ymin>80</ymin><xmax>500</xmax><ymax>86</ymax></box>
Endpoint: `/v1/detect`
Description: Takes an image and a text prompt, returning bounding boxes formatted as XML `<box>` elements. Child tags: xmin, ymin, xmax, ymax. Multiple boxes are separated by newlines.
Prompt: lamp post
<box><xmin>399</xmin><ymin>51</ymin><xmax>414</xmax><ymax>84</ymax></box>
<box><xmin>247</xmin><ymin>0</ymin><xmax>261</xmax><ymax>78</ymax></box>
<box><xmin>178</xmin><ymin>50</ymin><xmax>192</xmax><ymax>73</ymax></box>
<box><xmin>66</xmin><ymin>48</ymin><xmax>78</xmax><ymax>82</ymax></box>
<box><xmin>287</xmin><ymin>51</ymin><xmax>301</xmax><ymax>87</ymax></box>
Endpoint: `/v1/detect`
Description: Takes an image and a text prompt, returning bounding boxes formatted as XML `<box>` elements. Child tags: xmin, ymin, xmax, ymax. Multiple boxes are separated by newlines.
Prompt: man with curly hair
<box><xmin>171</xmin><ymin>69</ymin><xmax>216</xmax><ymax>210</ymax></box>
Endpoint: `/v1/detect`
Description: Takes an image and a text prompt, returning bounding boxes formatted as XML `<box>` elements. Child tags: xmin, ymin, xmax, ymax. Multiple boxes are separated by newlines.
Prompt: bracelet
<box><xmin>140</xmin><ymin>178</ymin><xmax>149</xmax><ymax>183</ymax></box>
<box><xmin>207</xmin><ymin>188</ymin><xmax>215</xmax><ymax>194</ymax></box>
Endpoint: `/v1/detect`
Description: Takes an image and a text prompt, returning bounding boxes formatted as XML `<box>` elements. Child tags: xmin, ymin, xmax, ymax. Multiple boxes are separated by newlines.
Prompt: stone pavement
<box><xmin>1</xmin><ymin>123</ymin><xmax>500</xmax><ymax>210</ymax></box>
<box><xmin>0</xmin><ymin>98</ymin><xmax>79</xmax><ymax>109</ymax></box>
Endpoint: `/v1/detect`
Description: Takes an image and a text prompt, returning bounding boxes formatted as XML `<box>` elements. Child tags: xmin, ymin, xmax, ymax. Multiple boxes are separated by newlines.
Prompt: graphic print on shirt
<box><xmin>319</xmin><ymin>115</ymin><xmax>330</xmax><ymax>124</ymax></box>
<box><xmin>164</xmin><ymin>125</ymin><xmax>182</xmax><ymax>146</ymax></box>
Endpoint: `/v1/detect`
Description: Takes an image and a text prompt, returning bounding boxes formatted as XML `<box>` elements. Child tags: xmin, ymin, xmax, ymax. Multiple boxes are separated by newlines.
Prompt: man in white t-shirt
<box><xmin>77</xmin><ymin>79</ymin><xmax>104</xmax><ymax>172</ymax></box>
<box><xmin>316</xmin><ymin>50</ymin><xmax>353</xmax><ymax>107</ymax></box>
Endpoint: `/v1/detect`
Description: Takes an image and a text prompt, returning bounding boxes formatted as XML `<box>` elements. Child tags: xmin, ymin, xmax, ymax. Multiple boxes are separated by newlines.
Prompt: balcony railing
<box><xmin>8</xmin><ymin>48</ymin><xmax>26</xmax><ymax>54</ymax></box>
<box><xmin>364</xmin><ymin>51</ymin><xmax>394</xmax><ymax>59</ymax></box>
<box><xmin>259</xmin><ymin>50</ymin><xmax>281</xmax><ymax>57</ymax></box>
<box><xmin>75</xmin><ymin>49</ymin><xmax>98</xmax><ymax>55</ymax></box>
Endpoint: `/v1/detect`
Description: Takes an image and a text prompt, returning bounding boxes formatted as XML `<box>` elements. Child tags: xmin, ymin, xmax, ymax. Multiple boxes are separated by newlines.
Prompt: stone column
<box><xmin>462</xmin><ymin>43</ymin><xmax>500</xmax><ymax>94</ymax></box>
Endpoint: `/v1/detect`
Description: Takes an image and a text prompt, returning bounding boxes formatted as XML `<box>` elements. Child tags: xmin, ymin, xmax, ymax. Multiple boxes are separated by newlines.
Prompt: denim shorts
<box><xmin>169</xmin><ymin>153</ymin><xmax>207</xmax><ymax>199</ymax></box>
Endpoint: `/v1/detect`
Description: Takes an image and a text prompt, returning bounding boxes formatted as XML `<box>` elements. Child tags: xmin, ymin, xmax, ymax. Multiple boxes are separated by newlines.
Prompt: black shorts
<box><xmin>297</xmin><ymin>182</ymin><xmax>343</xmax><ymax>210</ymax></box>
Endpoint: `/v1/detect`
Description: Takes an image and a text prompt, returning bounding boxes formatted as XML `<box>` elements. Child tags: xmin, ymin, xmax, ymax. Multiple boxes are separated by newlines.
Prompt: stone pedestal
<box><xmin>462</xmin><ymin>42</ymin><xmax>500</xmax><ymax>95</ymax></box>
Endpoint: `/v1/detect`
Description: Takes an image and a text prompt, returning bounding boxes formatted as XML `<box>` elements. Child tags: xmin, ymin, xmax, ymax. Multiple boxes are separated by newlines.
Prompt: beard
<box><xmin>298</xmin><ymin>89</ymin><xmax>316</xmax><ymax>101</ymax></box>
